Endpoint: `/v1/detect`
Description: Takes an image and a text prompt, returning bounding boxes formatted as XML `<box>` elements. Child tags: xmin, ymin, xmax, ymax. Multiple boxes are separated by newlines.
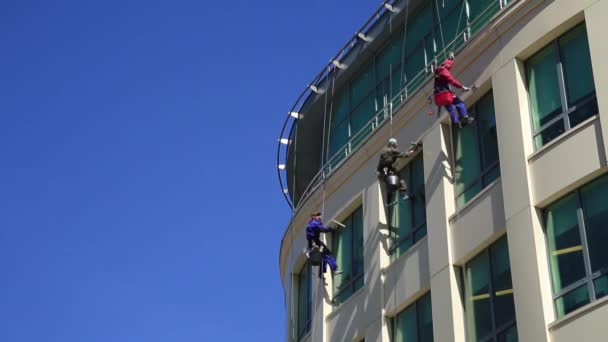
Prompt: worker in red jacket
<box><xmin>433</xmin><ymin>53</ymin><xmax>474</xmax><ymax>128</ymax></box>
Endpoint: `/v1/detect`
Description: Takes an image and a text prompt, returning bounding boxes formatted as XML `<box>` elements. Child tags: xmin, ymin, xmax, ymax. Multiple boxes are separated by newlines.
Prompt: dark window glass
<box><xmin>526</xmin><ymin>23</ymin><xmax>596</xmax><ymax>149</ymax></box>
<box><xmin>544</xmin><ymin>174</ymin><xmax>608</xmax><ymax>318</ymax></box>
<box><xmin>296</xmin><ymin>264</ymin><xmax>312</xmax><ymax>340</ymax></box>
<box><xmin>393</xmin><ymin>292</ymin><xmax>434</xmax><ymax>342</ymax></box>
<box><xmin>465</xmin><ymin>236</ymin><xmax>517</xmax><ymax>341</ymax></box>
<box><xmin>333</xmin><ymin>207</ymin><xmax>364</xmax><ymax>305</ymax></box>
<box><xmin>390</xmin><ymin>154</ymin><xmax>426</xmax><ymax>259</ymax></box>
<box><xmin>453</xmin><ymin>92</ymin><xmax>500</xmax><ymax>207</ymax></box>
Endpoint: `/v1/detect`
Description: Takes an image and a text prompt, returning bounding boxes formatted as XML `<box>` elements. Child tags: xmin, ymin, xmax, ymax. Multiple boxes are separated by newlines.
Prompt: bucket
<box><xmin>308</xmin><ymin>249</ymin><xmax>323</xmax><ymax>266</ymax></box>
<box><xmin>385</xmin><ymin>174</ymin><xmax>400</xmax><ymax>192</ymax></box>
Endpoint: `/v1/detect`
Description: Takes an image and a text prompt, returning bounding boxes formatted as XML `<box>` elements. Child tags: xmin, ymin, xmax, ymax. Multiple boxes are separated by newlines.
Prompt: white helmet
<box><xmin>388</xmin><ymin>138</ymin><xmax>398</xmax><ymax>147</ymax></box>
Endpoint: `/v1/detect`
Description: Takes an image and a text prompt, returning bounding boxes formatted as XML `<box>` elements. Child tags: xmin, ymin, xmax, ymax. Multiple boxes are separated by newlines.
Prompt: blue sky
<box><xmin>0</xmin><ymin>1</ymin><xmax>379</xmax><ymax>341</ymax></box>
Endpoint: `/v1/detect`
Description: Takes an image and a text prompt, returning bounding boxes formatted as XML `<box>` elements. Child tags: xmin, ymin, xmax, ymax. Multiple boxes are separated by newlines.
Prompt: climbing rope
<box><xmin>434</xmin><ymin>0</ymin><xmax>448</xmax><ymax>60</ymax></box>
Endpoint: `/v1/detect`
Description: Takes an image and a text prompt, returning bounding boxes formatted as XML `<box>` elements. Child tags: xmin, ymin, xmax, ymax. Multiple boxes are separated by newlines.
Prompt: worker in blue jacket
<box><xmin>306</xmin><ymin>212</ymin><xmax>342</xmax><ymax>278</ymax></box>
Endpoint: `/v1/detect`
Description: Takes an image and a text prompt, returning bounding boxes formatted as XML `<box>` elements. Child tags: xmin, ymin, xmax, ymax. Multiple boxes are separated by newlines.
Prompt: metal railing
<box><xmin>278</xmin><ymin>0</ymin><xmax>515</xmax><ymax>214</ymax></box>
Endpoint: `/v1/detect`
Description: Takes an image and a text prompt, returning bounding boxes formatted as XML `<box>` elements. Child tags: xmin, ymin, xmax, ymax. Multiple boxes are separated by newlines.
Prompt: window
<box><xmin>465</xmin><ymin>236</ymin><xmax>517</xmax><ymax>341</ymax></box>
<box><xmin>333</xmin><ymin>206</ymin><xmax>364</xmax><ymax>305</ymax></box>
<box><xmin>295</xmin><ymin>263</ymin><xmax>312</xmax><ymax>340</ymax></box>
<box><xmin>526</xmin><ymin>23</ymin><xmax>597</xmax><ymax>149</ymax></box>
<box><xmin>453</xmin><ymin>92</ymin><xmax>500</xmax><ymax>207</ymax></box>
<box><xmin>392</xmin><ymin>292</ymin><xmax>434</xmax><ymax>342</ymax></box>
<box><xmin>544</xmin><ymin>174</ymin><xmax>608</xmax><ymax>318</ymax></box>
<box><xmin>390</xmin><ymin>153</ymin><xmax>426</xmax><ymax>259</ymax></box>
<box><xmin>325</xmin><ymin>0</ymin><xmax>513</xmax><ymax>166</ymax></box>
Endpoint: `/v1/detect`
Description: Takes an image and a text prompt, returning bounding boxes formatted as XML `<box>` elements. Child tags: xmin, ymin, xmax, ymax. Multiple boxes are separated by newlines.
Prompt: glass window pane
<box><xmin>560</xmin><ymin>25</ymin><xmax>595</xmax><ymax>107</ymax></box>
<box><xmin>351</xmin><ymin>63</ymin><xmax>375</xmax><ymax>102</ymax></box>
<box><xmin>412</xmin><ymin>156</ymin><xmax>426</xmax><ymax>228</ymax></box>
<box><xmin>534</xmin><ymin>119</ymin><xmax>565</xmax><ymax>149</ymax></box>
<box><xmin>580</xmin><ymin>175</ymin><xmax>608</xmax><ymax>273</ymax></box>
<box><xmin>351</xmin><ymin>94</ymin><xmax>376</xmax><ymax>135</ymax></box>
<box><xmin>297</xmin><ymin>265</ymin><xmax>311</xmax><ymax>338</ymax></box>
<box><xmin>555</xmin><ymin>284</ymin><xmax>590</xmax><ymax>318</ymax></box>
<box><xmin>569</xmin><ymin>96</ymin><xmax>598</xmax><ymax>128</ymax></box>
<box><xmin>490</xmin><ymin>237</ymin><xmax>516</xmax><ymax>329</ymax></box>
<box><xmin>497</xmin><ymin>325</ymin><xmax>518</xmax><ymax>342</ymax></box>
<box><xmin>404</xmin><ymin>3</ymin><xmax>433</xmax><ymax>89</ymax></box>
<box><xmin>527</xmin><ymin>42</ymin><xmax>562</xmax><ymax>131</ymax></box>
<box><xmin>377</xmin><ymin>31</ymin><xmax>404</xmax><ymax>81</ymax></box>
<box><xmin>395</xmin><ymin>305</ymin><xmax>417</xmax><ymax>342</ymax></box>
<box><xmin>593</xmin><ymin>274</ymin><xmax>608</xmax><ymax>300</ymax></box>
<box><xmin>414</xmin><ymin>227</ymin><xmax>427</xmax><ymax>250</ymax></box>
<box><xmin>391</xmin><ymin>155</ymin><xmax>426</xmax><ymax>258</ymax></box>
<box><xmin>328</xmin><ymin>120</ymin><xmax>349</xmax><ymax>158</ymax></box>
<box><xmin>417</xmin><ymin>293</ymin><xmax>434</xmax><ymax>342</ymax></box>
<box><xmin>331</xmin><ymin>90</ymin><xmax>350</xmax><ymax>126</ymax></box>
<box><xmin>436</xmin><ymin>0</ymin><xmax>466</xmax><ymax>52</ymax></box>
<box><xmin>333</xmin><ymin>223</ymin><xmax>353</xmax><ymax>294</ymax></box>
<box><xmin>333</xmin><ymin>207</ymin><xmax>364</xmax><ymax>304</ymax></box>
<box><xmin>466</xmin><ymin>251</ymin><xmax>493</xmax><ymax>341</ymax></box>
<box><xmin>353</xmin><ymin>207</ymin><xmax>364</xmax><ymax>279</ymax></box>
<box><xmin>545</xmin><ymin>194</ymin><xmax>586</xmax><ymax>292</ymax></box>
<box><xmin>468</xmin><ymin>0</ymin><xmax>501</xmax><ymax>31</ymax></box>
<box><xmin>477</xmin><ymin>94</ymin><xmax>499</xmax><ymax>169</ymax></box>
<box><xmin>482</xmin><ymin>164</ymin><xmax>500</xmax><ymax>188</ymax></box>
<box><xmin>454</xmin><ymin>123</ymin><xmax>481</xmax><ymax>201</ymax></box>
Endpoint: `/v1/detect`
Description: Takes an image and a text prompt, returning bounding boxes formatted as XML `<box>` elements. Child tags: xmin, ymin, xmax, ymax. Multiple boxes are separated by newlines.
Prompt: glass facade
<box><xmin>392</xmin><ymin>293</ymin><xmax>434</xmax><ymax>342</ymax></box>
<box><xmin>526</xmin><ymin>23</ymin><xmax>597</xmax><ymax>149</ymax></box>
<box><xmin>545</xmin><ymin>174</ymin><xmax>608</xmax><ymax>318</ymax></box>
<box><xmin>296</xmin><ymin>263</ymin><xmax>312</xmax><ymax>340</ymax></box>
<box><xmin>453</xmin><ymin>92</ymin><xmax>500</xmax><ymax>207</ymax></box>
<box><xmin>465</xmin><ymin>236</ymin><xmax>517</xmax><ymax>342</ymax></box>
<box><xmin>326</xmin><ymin>0</ymin><xmax>511</xmax><ymax>165</ymax></box>
<box><xmin>333</xmin><ymin>206</ymin><xmax>365</xmax><ymax>305</ymax></box>
<box><xmin>389</xmin><ymin>153</ymin><xmax>427</xmax><ymax>259</ymax></box>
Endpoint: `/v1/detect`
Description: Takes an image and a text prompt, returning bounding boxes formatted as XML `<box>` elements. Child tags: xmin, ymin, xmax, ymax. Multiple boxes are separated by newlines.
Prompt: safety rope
<box><xmin>454</xmin><ymin>0</ymin><xmax>467</xmax><ymax>43</ymax></box>
<box><xmin>288</xmin><ymin>210</ymin><xmax>296</xmax><ymax>342</ymax></box>
<box><xmin>434</xmin><ymin>0</ymin><xmax>447</xmax><ymax>60</ymax></box>
<box><xmin>399</xmin><ymin>0</ymin><xmax>410</xmax><ymax>91</ymax></box>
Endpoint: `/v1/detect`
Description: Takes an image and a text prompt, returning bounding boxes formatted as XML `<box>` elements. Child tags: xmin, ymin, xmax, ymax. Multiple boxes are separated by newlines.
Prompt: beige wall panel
<box><xmin>494</xmin><ymin>59</ymin><xmax>554</xmax><ymax>341</ymax></box>
<box><xmin>383</xmin><ymin>238</ymin><xmax>430</xmax><ymax>315</ymax></box>
<box><xmin>505</xmin><ymin>206</ymin><xmax>554</xmax><ymax>342</ymax></box>
<box><xmin>326</xmin><ymin>288</ymin><xmax>374</xmax><ymax>342</ymax></box>
<box><xmin>530</xmin><ymin>118</ymin><xmax>605</xmax><ymax>206</ymax></box>
<box><xmin>493</xmin><ymin>59</ymin><xmax>534</xmax><ymax>219</ymax></box>
<box><xmin>451</xmin><ymin>181</ymin><xmax>506</xmax><ymax>264</ymax></box>
<box><xmin>364</xmin><ymin>318</ymin><xmax>383</xmax><ymax>342</ymax></box>
<box><xmin>551</xmin><ymin>299</ymin><xmax>608</xmax><ymax>342</ymax></box>
<box><xmin>586</xmin><ymin>0</ymin><xmax>608</xmax><ymax>165</ymax></box>
<box><xmin>430</xmin><ymin>266</ymin><xmax>465</xmax><ymax>342</ymax></box>
<box><xmin>423</xmin><ymin>123</ymin><xmax>455</xmax><ymax>277</ymax></box>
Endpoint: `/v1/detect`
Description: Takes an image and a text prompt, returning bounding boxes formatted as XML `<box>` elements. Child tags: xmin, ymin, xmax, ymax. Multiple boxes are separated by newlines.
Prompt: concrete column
<box><xmin>585</xmin><ymin>0</ymin><xmax>608</xmax><ymax>160</ymax></box>
<box><xmin>492</xmin><ymin>59</ymin><xmax>554</xmax><ymax>342</ymax></box>
<box><xmin>423</xmin><ymin>122</ymin><xmax>465</xmax><ymax>342</ymax></box>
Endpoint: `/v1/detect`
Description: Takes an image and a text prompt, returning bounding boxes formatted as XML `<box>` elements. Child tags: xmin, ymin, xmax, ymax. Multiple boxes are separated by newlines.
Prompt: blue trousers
<box><xmin>321</xmin><ymin>253</ymin><xmax>338</xmax><ymax>273</ymax></box>
<box><xmin>445</xmin><ymin>97</ymin><xmax>468</xmax><ymax>124</ymax></box>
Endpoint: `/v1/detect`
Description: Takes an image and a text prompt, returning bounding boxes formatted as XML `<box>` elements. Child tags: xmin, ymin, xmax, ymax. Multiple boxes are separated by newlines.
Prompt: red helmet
<box><xmin>441</xmin><ymin>59</ymin><xmax>454</xmax><ymax>69</ymax></box>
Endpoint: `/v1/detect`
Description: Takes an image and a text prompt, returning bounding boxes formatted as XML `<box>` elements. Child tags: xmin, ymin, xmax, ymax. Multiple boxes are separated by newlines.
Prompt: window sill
<box><xmin>449</xmin><ymin>177</ymin><xmax>501</xmax><ymax>222</ymax></box>
<box><xmin>548</xmin><ymin>295</ymin><xmax>608</xmax><ymax>331</ymax></box>
<box><xmin>326</xmin><ymin>285</ymin><xmax>366</xmax><ymax>320</ymax></box>
<box><xmin>528</xmin><ymin>115</ymin><xmax>598</xmax><ymax>163</ymax></box>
